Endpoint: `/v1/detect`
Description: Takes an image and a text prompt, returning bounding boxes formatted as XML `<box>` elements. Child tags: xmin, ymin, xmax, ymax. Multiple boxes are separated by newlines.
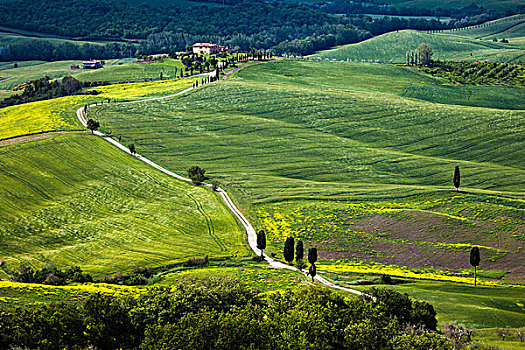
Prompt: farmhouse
<box><xmin>82</xmin><ymin>60</ymin><xmax>103</xmax><ymax>69</ymax></box>
<box><xmin>192</xmin><ymin>43</ymin><xmax>231</xmax><ymax>55</ymax></box>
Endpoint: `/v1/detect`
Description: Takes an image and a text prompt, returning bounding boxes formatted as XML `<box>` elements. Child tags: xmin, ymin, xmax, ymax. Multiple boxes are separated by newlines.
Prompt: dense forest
<box><xmin>0</xmin><ymin>278</ymin><xmax>454</xmax><ymax>350</ymax></box>
<box><xmin>0</xmin><ymin>0</ymin><xmax>501</xmax><ymax>60</ymax></box>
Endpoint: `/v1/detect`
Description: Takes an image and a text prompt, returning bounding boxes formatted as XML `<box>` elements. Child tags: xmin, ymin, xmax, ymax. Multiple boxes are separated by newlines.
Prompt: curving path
<box><xmin>76</xmin><ymin>66</ymin><xmax>362</xmax><ymax>296</ymax></box>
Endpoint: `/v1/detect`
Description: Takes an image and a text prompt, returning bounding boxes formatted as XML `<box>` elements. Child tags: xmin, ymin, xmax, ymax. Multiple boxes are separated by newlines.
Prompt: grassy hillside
<box><xmin>74</xmin><ymin>59</ymin><xmax>183</xmax><ymax>82</ymax></box>
<box><xmin>0</xmin><ymin>59</ymin><xmax>135</xmax><ymax>97</ymax></box>
<box><xmin>0</xmin><ymin>31</ymin><xmax>110</xmax><ymax>46</ymax></box>
<box><xmin>313</xmin><ymin>29</ymin><xmax>525</xmax><ymax>63</ymax></box>
<box><xmin>0</xmin><ymin>75</ymin><xmax>199</xmax><ymax>141</ymax></box>
<box><xmin>90</xmin><ymin>60</ymin><xmax>525</xmax><ymax>282</ymax></box>
<box><xmin>381</xmin><ymin>0</ymin><xmax>523</xmax><ymax>12</ymax></box>
<box><xmin>0</xmin><ymin>134</ymin><xmax>249</xmax><ymax>277</ymax></box>
<box><xmin>442</xmin><ymin>14</ymin><xmax>525</xmax><ymax>39</ymax></box>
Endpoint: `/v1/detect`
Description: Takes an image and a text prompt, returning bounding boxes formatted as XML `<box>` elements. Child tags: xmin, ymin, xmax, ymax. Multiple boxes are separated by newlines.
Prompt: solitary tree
<box><xmin>86</xmin><ymin>119</ymin><xmax>100</xmax><ymax>134</ymax></box>
<box><xmin>256</xmin><ymin>230</ymin><xmax>266</xmax><ymax>261</ymax></box>
<box><xmin>470</xmin><ymin>247</ymin><xmax>480</xmax><ymax>286</ymax></box>
<box><xmin>308</xmin><ymin>247</ymin><xmax>317</xmax><ymax>265</ymax></box>
<box><xmin>188</xmin><ymin>166</ymin><xmax>206</xmax><ymax>185</ymax></box>
<box><xmin>296</xmin><ymin>240</ymin><xmax>304</xmax><ymax>261</ymax></box>
<box><xmin>283</xmin><ymin>236</ymin><xmax>295</xmax><ymax>264</ymax></box>
<box><xmin>453</xmin><ymin>166</ymin><xmax>461</xmax><ymax>192</ymax></box>
<box><xmin>128</xmin><ymin>143</ymin><xmax>136</xmax><ymax>155</ymax></box>
<box><xmin>308</xmin><ymin>263</ymin><xmax>316</xmax><ymax>282</ymax></box>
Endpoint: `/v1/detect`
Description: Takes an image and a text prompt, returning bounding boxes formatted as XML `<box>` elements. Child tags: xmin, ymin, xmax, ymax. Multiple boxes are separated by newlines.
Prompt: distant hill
<box><xmin>381</xmin><ymin>0</ymin><xmax>524</xmax><ymax>13</ymax></box>
<box><xmin>441</xmin><ymin>14</ymin><xmax>525</xmax><ymax>39</ymax></box>
<box><xmin>312</xmin><ymin>29</ymin><xmax>525</xmax><ymax>63</ymax></box>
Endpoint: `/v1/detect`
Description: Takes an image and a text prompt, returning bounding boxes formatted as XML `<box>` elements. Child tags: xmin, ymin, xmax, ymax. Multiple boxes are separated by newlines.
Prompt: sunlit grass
<box><xmin>0</xmin><ymin>134</ymin><xmax>249</xmax><ymax>276</ymax></box>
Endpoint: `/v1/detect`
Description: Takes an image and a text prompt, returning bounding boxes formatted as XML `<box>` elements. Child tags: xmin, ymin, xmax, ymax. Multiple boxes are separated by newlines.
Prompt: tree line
<box><xmin>0</xmin><ymin>0</ymin><xmax>499</xmax><ymax>61</ymax></box>
<box><xmin>0</xmin><ymin>40</ymin><xmax>137</xmax><ymax>62</ymax></box>
<box><xmin>0</xmin><ymin>277</ymin><xmax>452</xmax><ymax>350</ymax></box>
<box><xmin>0</xmin><ymin>76</ymin><xmax>85</xmax><ymax>108</ymax></box>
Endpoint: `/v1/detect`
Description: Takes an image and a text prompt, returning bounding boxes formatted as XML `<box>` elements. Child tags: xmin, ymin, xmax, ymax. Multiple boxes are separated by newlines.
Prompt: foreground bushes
<box><xmin>0</xmin><ymin>278</ymin><xmax>451</xmax><ymax>350</ymax></box>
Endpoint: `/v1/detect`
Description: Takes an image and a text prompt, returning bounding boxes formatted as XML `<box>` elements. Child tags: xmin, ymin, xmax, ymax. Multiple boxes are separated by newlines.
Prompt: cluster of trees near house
<box><xmin>0</xmin><ymin>76</ymin><xmax>84</xmax><ymax>108</ymax></box>
<box><xmin>0</xmin><ymin>0</ymin><xmax>507</xmax><ymax>60</ymax></box>
<box><xmin>0</xmin><ymin>277</ymin><xmax>452</xmax><ymax>350</ymax></box>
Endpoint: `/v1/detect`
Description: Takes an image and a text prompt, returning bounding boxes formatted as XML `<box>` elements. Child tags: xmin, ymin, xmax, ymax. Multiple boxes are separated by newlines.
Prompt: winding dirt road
<box><xmin>76</xmin><ymin>66</ymin><xmax>362</xmax><ymax>296</ymax></box>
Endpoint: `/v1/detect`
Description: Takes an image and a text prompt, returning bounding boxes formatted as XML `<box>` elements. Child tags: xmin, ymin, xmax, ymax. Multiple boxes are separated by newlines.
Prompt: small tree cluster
<box><xmin>188</xmin><ymin>165</ymin><xmax>206</xmax><ymax>185</ymax></box>
<box><xmin>406</xmin><ymin>43</ymin><xmax>432</xmax><ymax>66</ymax></box>
<box><xmin>86</xmin><ymin>118</ymin><xmax>100</xmax><ymax>134</ymax></box>
<box><xmin>11</xmin><ymin>264</ymin><xmax>93</xmax><ymax>286</ymax></box>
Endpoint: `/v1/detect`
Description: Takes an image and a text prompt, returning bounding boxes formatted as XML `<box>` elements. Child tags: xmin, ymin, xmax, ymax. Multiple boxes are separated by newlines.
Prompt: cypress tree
<box><xmin>470</xmin><ymin>247</ymin><xmax>480</xmax><ymax>286</ymax></box>
<box><xmin>296</xmin><ymin>240</ymin><xmax>304</xmax><ymax>261</ymax></box>
<box><xmin>453</xmin><ymin>166</ymin><xmax>461</xmax><ymax>192</ymax></box>
<box><xmin>308</xmin><ymin>264</ymin><xmax>316</xmax><ymax>282</ymax></box>
<box><xmin>256</xmin><ymin>230</ymin><xmax>266</xmax><ymax>260</ymax></box>
<box><xmin>283</xmin><ymin>237</ymin><xmax>295</xmax><ymax>264</ymax></box>
<box><xmin>308</xmin><ymin>248</ymin><xmax>317</xmax><ymax>264</ymax></box>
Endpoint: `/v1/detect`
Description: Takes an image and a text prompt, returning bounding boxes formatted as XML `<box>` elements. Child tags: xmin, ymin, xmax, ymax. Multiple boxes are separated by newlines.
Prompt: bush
<box><xmin>184</xmin><ymin>256</ymin><xmax>209</xmax><ymax>267</ymax></box>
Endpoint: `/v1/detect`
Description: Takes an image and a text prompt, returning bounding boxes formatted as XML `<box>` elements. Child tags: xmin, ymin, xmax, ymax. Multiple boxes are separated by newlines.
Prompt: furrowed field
<box><xmin>0</xmin><ymin>134</ymin><xmax>249</xmax><ymax>277</ymax></box>
<box><xmin>90</xmin><ymin>60</ymin><xmax>525</xmax><ymax>284</ymax></box>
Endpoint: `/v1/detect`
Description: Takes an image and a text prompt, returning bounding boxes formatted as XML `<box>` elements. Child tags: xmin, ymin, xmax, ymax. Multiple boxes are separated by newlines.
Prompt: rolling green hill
<box><xmin>90</xmin><ymin>60</ymin><xmax>525</xmax><ymax>283</ymax></box>
<box><xmin>442</xmin><ymin>14</ymin><xmax>525</xmax><ymax>39</ymax></box>
<box><xmin>0</xmin><ymin>134</ymin><xmax>249</xmax><ymax>277</ymax></box>
<box><xmin>381</xmin><ymin>0</ymin><xmax>523</xmax><ymax>12</ymax></box>
<box><xmin>313</xmin><ymin>29</ymin><xmax>525</xmax><ymax>63</ymax></box>
<box><xmin>0</xmin><ymin>59</ymin><xmax>130</xmax><ymax>97</ymax></box>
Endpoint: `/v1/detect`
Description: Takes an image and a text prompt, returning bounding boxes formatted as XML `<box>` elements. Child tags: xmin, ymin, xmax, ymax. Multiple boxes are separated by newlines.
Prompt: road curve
<box><xmin>76</xmin><ymin>69</ymin><xmax>362</xmax><ymax>296</ymax></box>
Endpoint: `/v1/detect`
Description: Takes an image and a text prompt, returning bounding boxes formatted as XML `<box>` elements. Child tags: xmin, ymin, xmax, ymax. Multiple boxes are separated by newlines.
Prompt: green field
<box><xmin>89</xmin><ymin>60</ymin><xmax>525</xmax><ymax>283</ymax></box>
<box><xmin>381</xmin><ymin>0</ymin><xmax>523</xmax><ymax>12</ymax></box>
<box><xmin>0</xmin><ymin>56</ymin><xmax>523</xmax><ymax>345</ymax></box>
<box><xmin>0</xmin><ymin>134</ymin><xmax>249</xmax><ymax>277</ymax></box>
<box><xmin>0</xmin><ymin>263</ymin><xmax>306</xmax><ymax>308</ymax></box>
<box><xmin>442</xmin><ymin>14</ymin><xmax>525</xmax><ymax>40</ymax></box>
<box><xmin>0</xmin><ymin>59</ymin><xmax>139</xmax><ymax>97</ymax></box>
<box><xmin>0</xmin><ymin>30</ymin><xmax>112</xmax><ymax>46</ymax></box>
<box><xmin>313</xmin><ymin>29</ymin><xmax>525</xmax><ymax>63</ymax></box>
<box><xmin>0</xmin><ymin>75</ymin><xmax>199</xmax><ymax>141</ymax></box>
<box><xmin>74</xmin><ymin>58</ymin><xmax>184</xmax><ymax>82</ymax></box>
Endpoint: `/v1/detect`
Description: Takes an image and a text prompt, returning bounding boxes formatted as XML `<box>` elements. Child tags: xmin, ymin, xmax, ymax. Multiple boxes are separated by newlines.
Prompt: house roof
<box><xmin>192</xmin><ymin>43</ymin><xmax>218</xmax><ymax>47</ymax></box>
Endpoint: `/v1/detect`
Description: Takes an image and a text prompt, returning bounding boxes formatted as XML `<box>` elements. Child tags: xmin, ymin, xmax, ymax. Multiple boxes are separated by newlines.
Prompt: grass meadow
<box><xmin>442</xmin><ymin>14</ymin><xmax>525</xmax><ymax>39</ymax></box>
<box><xmin>0</xmin><ymin>58</ymin><xmax>522</xmax><ymax>337</ymax></box>
<box><xmin>344</xmin><ymin>280</ymin><xmax>525</xmax><ymax>328</ymax></box>
<box><xmin>381</xmin><ymin>0</ymin><xmax>523</xmax><ymax>12</ymax></box>
<box><xmin>0</xmin><ymin>58</ymin><xmax>189</xmax><ymax>98</ymax></box>
<box><xmin>90</xmin><ymin>60</ymin><xmax>524</xmax><ymax>285</ymax></box>
<box><xmin>0</xmin><ymin>134</ymin><xmax>249</xmax><ymax>277</ymax></box>
<box><xmin>313</xmin><ymin>29</ymin><xmax>525</xmax><ymax>63</ymax></box>
<box><xmin>74</xmin><ymin>58</ymin><xmax>184</xmax><ymax>82</ymax></box>
<box><xmin>0</xmin><ymin>75</ymin><xmax>200</xmax><ymax>141</ymax></box>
